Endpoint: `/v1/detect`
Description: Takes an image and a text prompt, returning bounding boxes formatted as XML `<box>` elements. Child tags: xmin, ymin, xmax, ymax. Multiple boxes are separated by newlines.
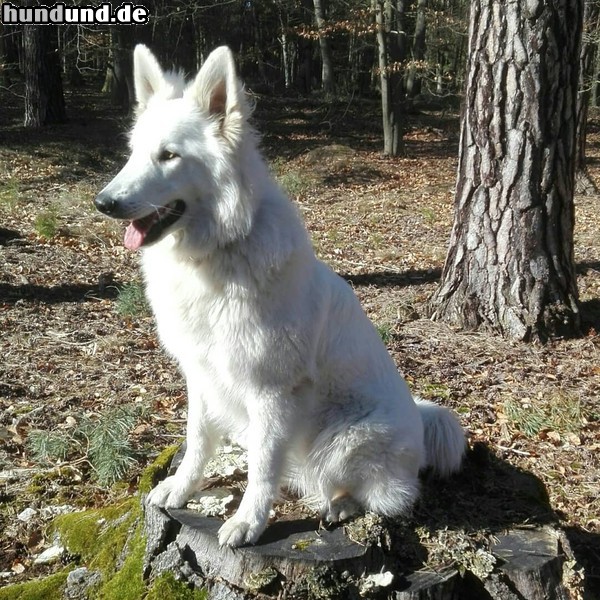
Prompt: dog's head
<box><xmin>95</xmin><ymin>45</ymin><xmax>255</xmax><ymax>252</ymax></box>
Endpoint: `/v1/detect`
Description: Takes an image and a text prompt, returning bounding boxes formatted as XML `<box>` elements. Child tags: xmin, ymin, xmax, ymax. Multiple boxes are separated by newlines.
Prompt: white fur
<box><xmin>97</xmin><ymin>45</ymin><xmax>466</xmax><ymax>548</ymax></box>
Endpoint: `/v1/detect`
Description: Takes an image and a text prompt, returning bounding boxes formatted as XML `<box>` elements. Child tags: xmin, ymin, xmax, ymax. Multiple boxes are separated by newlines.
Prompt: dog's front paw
<box><xmin>145</xmin><ymin>475</ymin><xmax>193</xmax><ymax>509</ymax></box>
<box><xmin>218</xmin><ymin>515</ymin><xmax>265</xmax><ymax>548</ymax></box>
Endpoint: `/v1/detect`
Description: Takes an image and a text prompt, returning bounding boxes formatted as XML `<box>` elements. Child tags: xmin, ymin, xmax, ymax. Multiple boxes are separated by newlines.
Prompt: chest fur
<box><xmin>143</xmin><ymin>251</ymin><xmax>271</xmax><ymax>378</ymax></box>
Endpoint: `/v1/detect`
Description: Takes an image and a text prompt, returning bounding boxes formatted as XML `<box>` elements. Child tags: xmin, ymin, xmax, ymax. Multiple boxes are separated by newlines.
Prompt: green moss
<box><xmin>138</xmin><ymin>444</ymin><xmax>179</xmax><ymax>494</ymax></box>
<box><xmin>0</xmin><ymin>569</ymin><xmax>70</xmax><ymax>600</ymax></box>
<box><xmin>243</xmin><ymin>567</ymin><xmax>279</xmax><ymax>593</ymax></box>
<box><xmin>290</xmin><ymin>538</ymin><xmax>314</xmax><ymax>551</ymax></box>
<box><xmin>27</xmin><ymin>470</ymin><xmax>61</xmax><ymax>492</ymax></box>
<box><xmin>26</xmin><ymin>468</ymin><xmax>90</xmax><ymax>504</ymax></box>
<box><xmin>146</xmin><ymin>573</ymin><xmax>208</xmax><ymax>600</ymax></box>
<box><xmin>53</xmin><ymin>498</ymin><xmax>140</xmax><ymax>570</ymax></box>
<box><xmin>417</xmin><ymin>379</ymin><xmax>451</xmax><ymax>400</ymax></box>
<box><xmin>11</xmin><ymin>449</ymin><xmax>202</xmax><ymax>600</ymax></box>
<box><xmin>98</xmin><ymin>526</ymin><xmax>145</xmax><ymax>600</ymax></box>
<box><xmin>53</xmin><ymin>497</ymin><xmax>148</xmax><ymax>600</ymax></box>
<box><xmin>290</xmin><ymin>566</ymin><xmax>348</xmax><ymax>600</ymax></box>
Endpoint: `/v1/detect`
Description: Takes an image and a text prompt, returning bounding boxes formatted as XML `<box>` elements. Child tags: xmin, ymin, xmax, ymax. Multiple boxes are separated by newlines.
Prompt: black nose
<box><xmin>94</xmin><ymin>192</ymin><xmax>118</xmax><ymax>216</ymax></box>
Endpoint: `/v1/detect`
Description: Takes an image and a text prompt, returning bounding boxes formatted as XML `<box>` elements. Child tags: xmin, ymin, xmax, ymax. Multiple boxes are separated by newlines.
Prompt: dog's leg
<box><xmin>146</xmin><ymin>387</ymin><xmax>217</xmax><ymax>508</ymax></box>
<box><xmin>218</xmin><ymin>404</ymin><xmax>288</xmax><ymax>547</ymax></box>
<box><xmin>309</xmin><ymin>425</ymin><xmax>422</xmax><ymax>524</ymax></box>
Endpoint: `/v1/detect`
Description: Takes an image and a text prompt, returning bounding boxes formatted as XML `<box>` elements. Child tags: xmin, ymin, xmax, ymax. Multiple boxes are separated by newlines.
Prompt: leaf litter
<box><xmin>0</xmin><ymin>91</ymin><xmax>598</xmax><ymax>593</ymax></box>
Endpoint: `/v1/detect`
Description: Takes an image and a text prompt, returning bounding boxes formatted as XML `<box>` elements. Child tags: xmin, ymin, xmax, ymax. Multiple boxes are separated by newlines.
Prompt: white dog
<box><xmin>95</xmin><ymin>45</ymin><xmax>466</xmax><ymax>548</ymax></box>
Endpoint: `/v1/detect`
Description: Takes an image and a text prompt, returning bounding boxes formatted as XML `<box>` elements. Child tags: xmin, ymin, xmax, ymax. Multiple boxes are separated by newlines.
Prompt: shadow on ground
<box><xmin>407</xmin><ymin>443</ymin><xmax>599</xmax><ymax>598</ymax></box>
<box><xmin>343</xmin><ymin>268</ymin><xmax>442</xmax><ymax>288</ymax></box>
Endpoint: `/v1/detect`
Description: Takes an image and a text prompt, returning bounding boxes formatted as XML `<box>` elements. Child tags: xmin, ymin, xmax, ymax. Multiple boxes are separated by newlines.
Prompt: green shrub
<box><xmin>116</xmin><ymin>282</ymin><xmax>150</xmax><ymax>317</ymax></box>
<box><xmin>34</xmin><ymin>207</ymin><xmax>59</xmax><ymax>239</ymax></box>
<box><xmin>27</xmin><ymin>405</ymin><xmax>141</xmax><ymax>486</ymax></box>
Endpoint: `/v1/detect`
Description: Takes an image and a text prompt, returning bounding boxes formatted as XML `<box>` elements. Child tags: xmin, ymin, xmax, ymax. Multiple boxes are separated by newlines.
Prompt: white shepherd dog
<box><xmin>95</xmin><ymin>45</ymin><xmax>466</xmax><ymax>548</ymax></box>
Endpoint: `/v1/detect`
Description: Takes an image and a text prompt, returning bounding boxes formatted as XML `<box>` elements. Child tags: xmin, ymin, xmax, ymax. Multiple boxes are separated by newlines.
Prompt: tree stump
<box><xmin>139</xmin><ymin>443</ymin><xmax>582</xmax><ymax>598</ymax></box>
<box><xmin>143</xmin><ymin>502</ymin><xmax>575</xmax><ymax>599</ymax></box>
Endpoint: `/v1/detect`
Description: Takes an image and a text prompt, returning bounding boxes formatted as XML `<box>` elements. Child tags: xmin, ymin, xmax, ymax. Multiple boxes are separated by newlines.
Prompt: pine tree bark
<box><xmin>430</xmin><ymin>0</ymin><xmax>582</xmax><ymax>342</ymax></box>
<box><xmin>23</xmin><ymin>24</ymin><xmax>66</xmax><ymax>127</ymax></box>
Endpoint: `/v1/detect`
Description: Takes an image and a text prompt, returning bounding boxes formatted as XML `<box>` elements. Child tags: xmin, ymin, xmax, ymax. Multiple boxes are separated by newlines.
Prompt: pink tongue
<box><xmin>124</xmin><ymin>221</ymin><xmax>147</xmax><ymax>251</ymax></box>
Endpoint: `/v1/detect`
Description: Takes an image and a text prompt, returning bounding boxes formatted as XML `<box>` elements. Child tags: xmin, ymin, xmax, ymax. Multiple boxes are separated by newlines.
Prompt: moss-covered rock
<box><xmin>0</xmin><ymin>569</ymin><xmax>70</xmax><ymax>600</ymax></box>
<box><xmin>146</xmin><ymin>572</ymin><xmax>208</xmax><ymax>600</ymax></box>
<box><xmin>51</xmin><ymin>497</ymin><xmax>145</xmax><ymax>599</ymax></box>
<box><xmin>138</xmin><ymin>444</ymin><xmax>179</xmax><ymax>495</ymax></box>
<box><xmin>0</xmin><ymin>445</ymin><xmax>196</xmax><ymax>600</ymax></box>
<box><xmin>53</xmin><ymin>498</ymin><xmax>139</xmax><ymax>570</ymax></box>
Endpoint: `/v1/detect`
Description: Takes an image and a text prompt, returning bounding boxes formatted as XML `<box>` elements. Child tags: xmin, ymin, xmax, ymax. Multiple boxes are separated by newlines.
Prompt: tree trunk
<box><xmin>375</xmin><ymin>0</ymin><xmax>403</xmax><ymax>156</ymax></box>
<box><xmin>575</xmin><ymin>0</ymin><xmax>599</xmax><ymax>194</ymax></box>
<box><xmin>0</xmin><ymin>24</ymin><xmax>13</xmax><ymax>86</ymax></box>
<box><xmin>102</xmin><ymin>13</ymin><xmax>134</xmax><ymax>112</ymax></box>
<box><xmin>313</xmin><ymin>0</ymin><xmax>334</xmax><ymax>95</ymax></box>
<box><xmin>375</xmin><ymin>0</ymin><xmax>392</xmax><ymax>154</ymax></box>
<box><xmin>406</xmin><ymin>0</ymin><xmax>427</xmax><ymax>97</ymax></box>
<box><xmin>389</xmin><ymin>0</ymin><xmax>407</xmax><ymax>154</ymax></box>
<box><xmin>145</xmin><ymin>507</ymin><xmax>573</xmax><ymax>599</ymax></box>
<box><xmin>23</xmin><ymin>24</ymin><xmax>66</xmax><ymax>127</ymax></box>
<box><xmin>430</xmin><ymin>0</ymin><xmax>582</xmax><ymax>342</ymax></box>
<box><xmin>278</xmin><ymin>5</ymin><xmax>292</xmax><ymax>90</ymax></box>
<box><xmin>296</xmin><ymin>36</ymin><xmax>313</xmax><ymax>94</ymax></box>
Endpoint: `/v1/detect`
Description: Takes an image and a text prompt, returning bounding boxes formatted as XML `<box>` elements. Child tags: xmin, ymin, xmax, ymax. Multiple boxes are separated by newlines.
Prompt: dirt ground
<box><xmin>0</xmin><ymin>87</ymin><xmax>599</xmax><ymax>594</ymax></box>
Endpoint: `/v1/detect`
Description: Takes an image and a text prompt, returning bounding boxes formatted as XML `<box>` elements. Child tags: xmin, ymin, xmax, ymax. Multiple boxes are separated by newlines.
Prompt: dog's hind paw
<box><xmin>145</xmin><ymin>475</ymin><xmax>193</xmax><ymax>509</ymax></box>
<box><xmin>321</xmin><ymin>494</ymin><xmax>360</xmax><ymax>524</ymax></box>
<box><xmin>218</xmin><ymin>515</ymin><xmax>264</xmax><ymax>547</ymax></box>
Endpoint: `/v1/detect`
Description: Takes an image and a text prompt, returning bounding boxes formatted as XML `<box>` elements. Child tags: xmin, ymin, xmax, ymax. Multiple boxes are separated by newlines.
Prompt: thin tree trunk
<box><xmin>406</xmin><ymin>0</ymin><xmax>427</xmax><ymax>97</ymax></box>
<box><xmin>430</xmin><ymin>0</ymin><xmax>582</xmax><ymax>342</ymax></box>
<box><xmin>278</xmin><ymin>6</ymin><xmax>292</xmax><ymax>90</ymax></box>
<box><xmin>23</xmin><ymin>24</ymin><xmax>66</xmax><ymax>127</ymax></box>
<box><xmin>0</xmin><ymin>24</ymin><xmax>9</xmax><ymax>86</ymax></box>
<box><xmin>313</xmin><ymin>0</ymin><xmax>334</xmax><ymax>95</ymax></box>
<box><xmin>592</xmin><ymin>28</ymin><xmax>600</xmax><ymax>106</ymax></box>
<box><xmin>435</xmin><ymin>58</ymin><xmax>443</xmax><ymax>95</ymax></box>
<box><xmin>389</xmin><ymin>0</ymin><xmax>407</xmax><ymax>154</ymax></box>
<box><xmin>375</xmin><ymin>0</ymin><xmax>393</xmax><ymax>155</ymax></box>
<box><xmin>374</xmin><ymin>0</ymin><xmax>404</xmax><ymax>156</ymax></box>
<box><xmin>102</xmin><ymin>26</ymin><xmax>133</xmax><ymax>111</ymax></box>
<box><xmin>575</xmin><ymin>0</ymin><xmax>599</xmax><ymax>194</ymax></box>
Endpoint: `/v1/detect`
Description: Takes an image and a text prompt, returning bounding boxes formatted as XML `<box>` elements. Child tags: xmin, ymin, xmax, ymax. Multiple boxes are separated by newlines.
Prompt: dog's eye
<box><xmin>158</xmin><ymin>149</ymin><xmax>179</xmax><ymax>162</ymax></box>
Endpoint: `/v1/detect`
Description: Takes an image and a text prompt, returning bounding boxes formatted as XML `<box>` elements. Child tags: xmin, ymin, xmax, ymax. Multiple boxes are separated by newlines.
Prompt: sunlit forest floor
<box><xmin>0</xmin><ymin>85</ymin><xmax>599</xmax><ymax>594</ymax></box>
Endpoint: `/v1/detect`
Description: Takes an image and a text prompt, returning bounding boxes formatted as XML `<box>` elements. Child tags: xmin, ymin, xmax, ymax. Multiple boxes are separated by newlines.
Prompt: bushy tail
<box><xmin>416</xmin><ymin>398</ymin><xmax>466</xmax><ymax>477</ymax></box>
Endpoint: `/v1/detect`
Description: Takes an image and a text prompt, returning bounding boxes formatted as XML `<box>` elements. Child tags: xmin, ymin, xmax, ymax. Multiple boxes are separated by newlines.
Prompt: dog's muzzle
<box><xmin>95</xmin><ymin>192</ymin><xmax>129</xmax><ymax>218</ymax></box>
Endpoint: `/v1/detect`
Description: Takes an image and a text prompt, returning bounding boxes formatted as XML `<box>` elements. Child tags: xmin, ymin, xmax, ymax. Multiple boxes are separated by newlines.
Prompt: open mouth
<box><xmin>124</xmin><ymin>200</ymin><xmax>186</xmax><ymax>250</ymax></box>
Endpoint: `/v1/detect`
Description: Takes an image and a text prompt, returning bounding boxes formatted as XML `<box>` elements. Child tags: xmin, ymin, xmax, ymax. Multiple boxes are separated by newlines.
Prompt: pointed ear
<box><xmin>187</xmin><ymin>47</ymin><xmax>249</xmax><ymax>139</ymax></box>
<box><xmin>133</xmin><ymin>45</ymin><xmax>165</xmax><ymax>112</ymax></box>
